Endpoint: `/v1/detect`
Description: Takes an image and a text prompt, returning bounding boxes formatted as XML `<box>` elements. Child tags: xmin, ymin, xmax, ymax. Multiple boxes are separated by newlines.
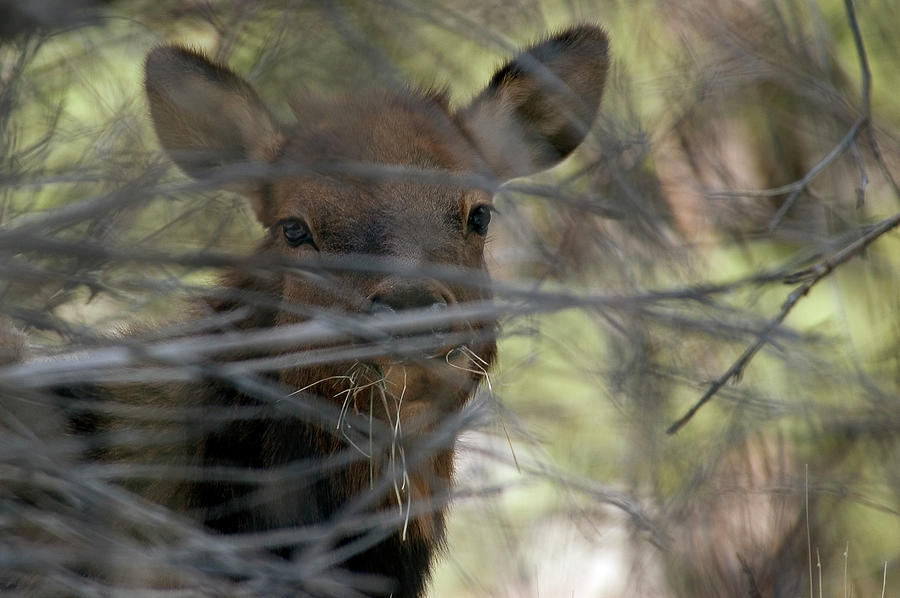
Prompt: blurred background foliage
<box><xmin>2</xmin><ymin>0</ymin><xmax>900</xmax><ymax>596</ymax></box>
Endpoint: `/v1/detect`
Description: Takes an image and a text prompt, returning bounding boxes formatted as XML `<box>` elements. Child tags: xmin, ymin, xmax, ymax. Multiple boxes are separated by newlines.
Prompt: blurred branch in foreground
<box><xmin>1</xmin><ymin>0</ymin><xmax>900</xmax><ymax>596</ymax></box>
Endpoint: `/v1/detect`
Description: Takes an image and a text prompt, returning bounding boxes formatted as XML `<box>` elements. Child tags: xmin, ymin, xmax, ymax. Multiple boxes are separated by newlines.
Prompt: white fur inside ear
<box><xmin>460</xmin><ymin>95</ymin><xmax>541</xmax><ymax>180</ymax></box>
<box><xmin>145</xmin><ymin>46</ymin><xmax>285</xmax><ymax>224</ymax></box>
<box><xmin>456</xmin><ymin>25</ymin><xmax>609</xmax><ymax>181</ymax></box>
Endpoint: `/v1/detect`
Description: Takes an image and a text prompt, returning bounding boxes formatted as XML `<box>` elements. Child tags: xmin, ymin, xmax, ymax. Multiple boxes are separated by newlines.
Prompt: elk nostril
<box><xmin>370</xmin><ymin>300</ymin><xmax>396</xmax><ymax>317</ymax></box>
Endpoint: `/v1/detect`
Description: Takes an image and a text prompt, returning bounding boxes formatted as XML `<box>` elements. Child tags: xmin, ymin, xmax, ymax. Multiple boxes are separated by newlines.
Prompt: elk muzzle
<box><xmin>367</xmin><ymin>277</ymin><xmax>454</xmax><ymax>315</ymax></box>
<box><xmin>366</xmin><ymin>277</ymin><xmax>463</xmax><ymax>342</ymax></box>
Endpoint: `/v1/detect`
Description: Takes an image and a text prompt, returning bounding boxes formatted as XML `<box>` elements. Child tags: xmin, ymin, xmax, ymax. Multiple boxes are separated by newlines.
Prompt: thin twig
<box><xmin>817</xmin><ymin>547</ymin><xmax>823</xmax><ymax>598</ymax></box>
<box><xmin>666</xmin><ymin>0</ymin><xmax>882</xmax><ymax>434</ymax></box>
<box><xmin>700</xmin><ymin>111</ymin><xmax>865</xmax><ymax>212</ymax></box>
<box><xmin>766</xmin><ymin>116</ymin><xmax>867</xmax><ymax>231</ymax></box>
<box><xmin>843</xmin><ymin>541</ymin><xmax>849</xmax><ymax>598</ymax></box>
<box><xmin>808</xmin><ymin>465</ymin><xmax>814</xmax><ymax>598</ymax></box>
<box><xmin>702</xmin><ymin>0</ymin><xmax>873</xmax><ymax>232</ymax></box>
<box><xmin>769</xmin><ymin>0</ymin><xmax>871</xmax><ymax>231</ymax></box>
<box><xmin>738</xmin><ymin>554</ymin><xmax>764</xmax><ymax>598</ymax></box>
<box><xmin>667</xmin><ymin>207</ymin><xmax>900</xmax><ymax>434</ymax></box>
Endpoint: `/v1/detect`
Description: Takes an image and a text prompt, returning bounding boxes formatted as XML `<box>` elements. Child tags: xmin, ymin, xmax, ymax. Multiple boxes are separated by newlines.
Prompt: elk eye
<box><xmin>281</xmin><ymin>219</ymin><xmax>314</xmax><ymax>248</ymax></box>
<box><xmin>467</xmin><ymin>204</ymin><xmax>492</xmax><ymax>236</ymax></box>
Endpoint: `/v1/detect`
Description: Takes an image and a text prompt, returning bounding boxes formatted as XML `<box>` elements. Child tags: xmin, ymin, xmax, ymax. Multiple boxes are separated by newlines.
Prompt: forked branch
<box><xmin>668</xmin><ymin>0</ymin><xmax>899</xmax><ymax>435</ymax></box>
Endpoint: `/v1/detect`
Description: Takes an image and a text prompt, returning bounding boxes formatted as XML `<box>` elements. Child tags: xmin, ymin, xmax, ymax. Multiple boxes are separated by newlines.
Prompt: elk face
<box><xmin>144</xmin><ymin>26</ymin><xmax>609</xmax><ymax>426</ymax></box>
<box><xmin>262</xmin><ymin>92</ymin><xmax>499</xmax><ymax>420</ymax></box>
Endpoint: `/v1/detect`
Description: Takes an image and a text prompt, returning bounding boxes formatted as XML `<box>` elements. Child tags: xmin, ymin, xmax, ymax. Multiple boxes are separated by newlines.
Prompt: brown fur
<box><xmin>59</xmin><ymin>25</ymin><xmax>609</xmax><ymax>597</ymax></box>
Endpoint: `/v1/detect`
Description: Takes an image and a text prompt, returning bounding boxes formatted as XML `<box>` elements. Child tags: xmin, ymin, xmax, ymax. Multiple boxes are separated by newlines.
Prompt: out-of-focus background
<box><xmin>1</xmin><ymin>0</ymin><xmax>899</xmax><ymax>595</ymax></box>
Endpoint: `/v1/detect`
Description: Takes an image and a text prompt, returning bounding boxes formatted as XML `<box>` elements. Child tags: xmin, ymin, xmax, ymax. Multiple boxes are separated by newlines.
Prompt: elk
<box><xmin>10</xmin><ymin>25</ymin><xmax>609</xmax><ymax>597</ymax></box>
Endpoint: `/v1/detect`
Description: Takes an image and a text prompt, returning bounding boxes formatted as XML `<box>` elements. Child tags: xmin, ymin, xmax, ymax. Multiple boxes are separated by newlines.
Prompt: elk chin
<box><xmin>361</xmin><ymin>315</ymin><xmax>496</xmax><ymax>416</ymax></box>
<box><xmin>364</xmin><ymin>342</ymin><xmax>489</xmax><ymax>431</ymax></box>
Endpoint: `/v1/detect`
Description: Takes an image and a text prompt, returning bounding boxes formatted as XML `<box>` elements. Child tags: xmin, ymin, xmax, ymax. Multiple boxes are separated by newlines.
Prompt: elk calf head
<box><xmin>145</xmin><ymin>25</ymin><xmax>608</xmax><ymax>420</ymax></box>
<box><xmin>143</xmin><ymin>25</ymin><xmax>608</xmax><ymax>595</ymax></box>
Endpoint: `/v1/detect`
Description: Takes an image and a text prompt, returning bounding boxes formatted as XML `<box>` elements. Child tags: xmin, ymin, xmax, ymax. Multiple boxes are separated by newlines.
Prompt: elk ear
<box><xmin>457</xmin><ymin>25</ymin><xmax>609</xmax><ymax>181</ymax></box>
<box><xmin>144</xmin><ymin>45</ymin><xmax>282</xmax><ymax>220</ymax></box>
